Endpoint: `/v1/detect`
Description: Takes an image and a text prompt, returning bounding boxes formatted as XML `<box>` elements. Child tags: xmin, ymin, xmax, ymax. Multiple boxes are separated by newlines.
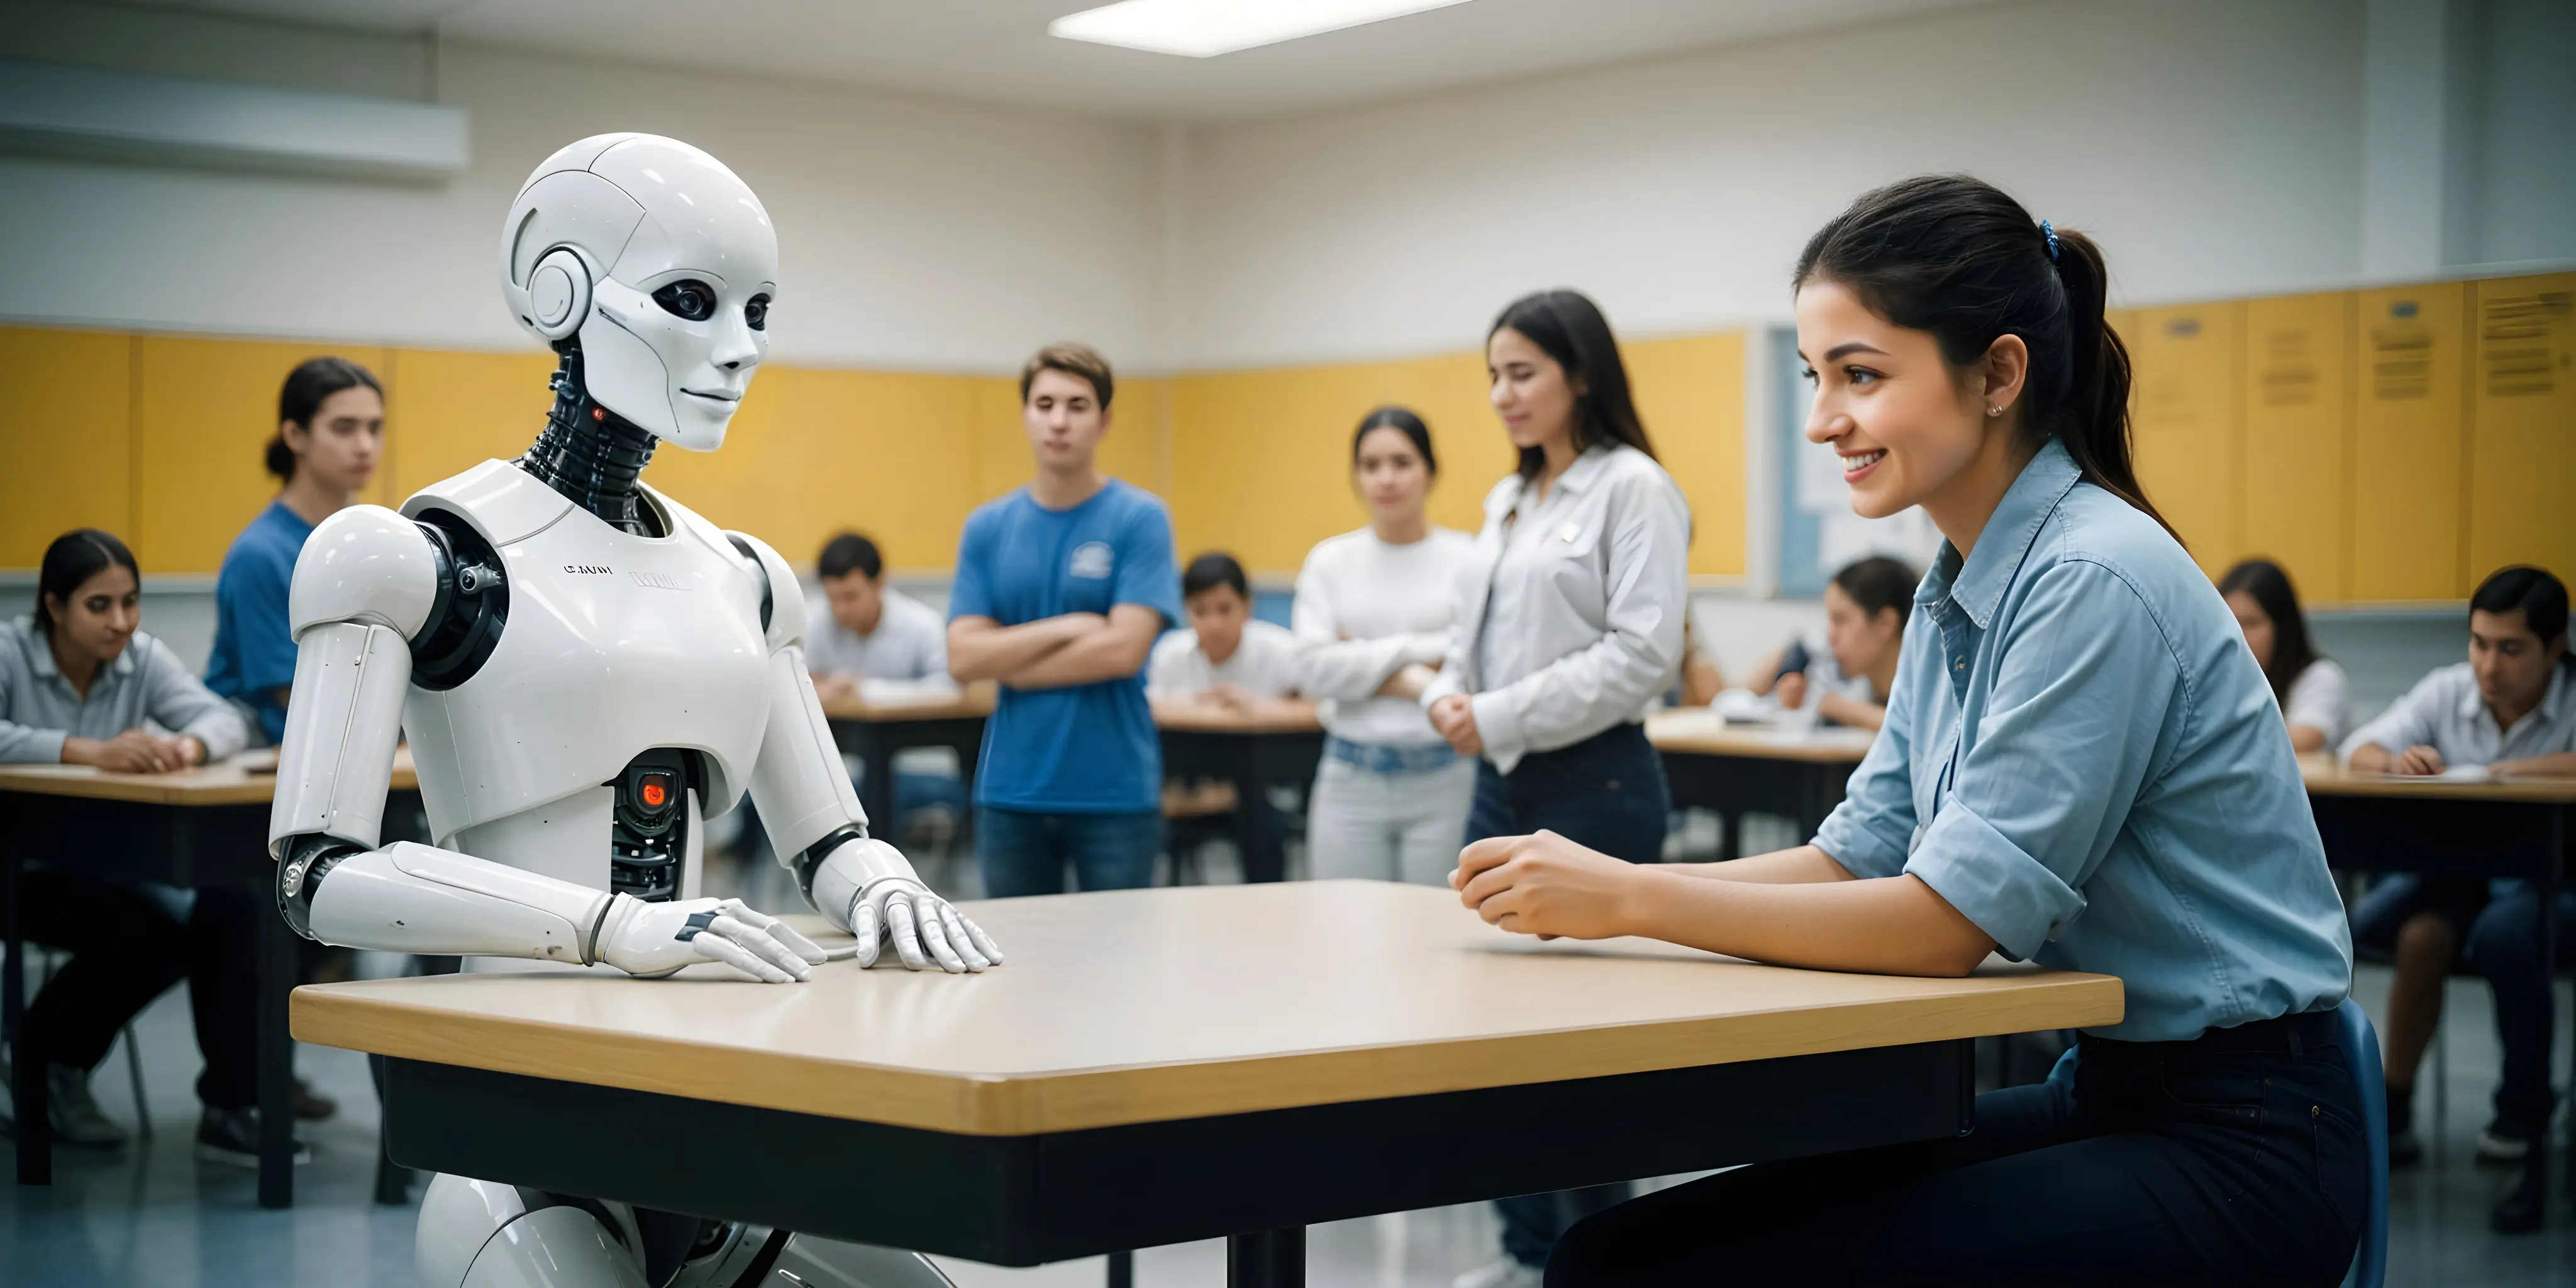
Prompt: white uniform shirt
<box><xmin>1291</xmin><ymin>526</ymin><xmax>1476</xmax><ymax>747</ymax></box>
<box><xmin>2340</xmin><ymin>662</ymin><xmax>2576</xmax><ymax>768</ymax></box>
<box><xmin>2279</xmin><ymin>658</ymin><xmax>2351</xmax><ymax>746</ymax></box>
<box><xmin>802</xmin><ymin>587</ymin><xmax>953</xmax><ymax>698</ymax></box>
<box><xmin>1149</xmin><ymin>618</ymin><xmax>1302</xmax><ymax>701</ymax></box>
<box><xmin>1423</xmin><ymin>445</ymin><xmax>1690</xmax><ymax>773</ymax></box>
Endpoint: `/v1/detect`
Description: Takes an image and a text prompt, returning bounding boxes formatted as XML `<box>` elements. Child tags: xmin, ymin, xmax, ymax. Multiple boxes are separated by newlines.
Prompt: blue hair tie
<box><xmin>2040</xmin><ymin>219</ymin><xmax>2061</xmax><ymax>263</ymax></box>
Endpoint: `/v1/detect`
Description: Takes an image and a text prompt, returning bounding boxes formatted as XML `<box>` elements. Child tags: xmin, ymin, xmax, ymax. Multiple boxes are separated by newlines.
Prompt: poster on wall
<box><xmin>1770</xmin><ymin>326</ymin><xmax>1943</xmax><ymax>597</ymax></box>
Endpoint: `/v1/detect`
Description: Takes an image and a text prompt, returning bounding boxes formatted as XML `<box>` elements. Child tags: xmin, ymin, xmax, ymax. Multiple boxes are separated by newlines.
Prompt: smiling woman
<box><xmin>1467</xmin><ymin>179</ymin><xmax>2365</xmax><ymax>1287</ymax></box>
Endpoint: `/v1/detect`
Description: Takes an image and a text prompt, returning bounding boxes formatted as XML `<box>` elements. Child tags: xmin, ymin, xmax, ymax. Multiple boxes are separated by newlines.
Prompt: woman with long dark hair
<box><xmin>2219</xmin><ymin>557</ymin><xmax>2350</xmax><ymax>752</ymax></box>
<box><xmin>1424</xmin><ymin>291</ymin><xmax>1691</xmax><ymax>1288</ymax></box>
<box><xmin>1292</xmin><ymin>406</ymin><xmax>1479</xmax><ymax>886</ymax></box>
<box><xmin>1460</xmin><ymin>180</ymin><xmax>2360</xmax><ymax>1285</ymax></box>
<box><xmin>205</xmin><ymin>356</ymin><xmax>384</xmax><ymax>745</ymax></box>
<box><xmin>1</xmin><ymin>529</ymin><xmax>253</xmax><ymax>1153</ymax></box>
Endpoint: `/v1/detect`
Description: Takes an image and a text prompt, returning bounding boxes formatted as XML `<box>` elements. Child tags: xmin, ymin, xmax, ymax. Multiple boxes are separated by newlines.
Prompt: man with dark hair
<box><xmin>808</xmin><ymin>532</ymin><xmax>949</xmax><ymax>699</ymax></box>
<box><xmin>2345</xmin><ymin>565</ymin><xmax>2575</xmax><ymax>1178</ymax></box>
<box><xmin>948</xmin><ymin>344</ymin><xmax>1181</xmax><ymax>897</ymax></box>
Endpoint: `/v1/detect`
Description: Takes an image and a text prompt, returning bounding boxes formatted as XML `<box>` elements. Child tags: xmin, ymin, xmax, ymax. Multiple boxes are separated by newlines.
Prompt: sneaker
<box><xmin>294</xmin><ymin>1078</ymin><xmax>338</xmax><ymax>1122</ymax></box>
<box><xmin>45</xmin><ymin>1063</ymin><xmax>127</xmax><ymax>1146</ymax></box>
<box><xmin>2475</xmin><ymin>1118</ymin><xmax>2541</xmax><ymax>1165</ymax></box>
<box><xmin>1452</xmin><ymin>1257</ymin><xmax>1543</xmax><ymax>1288</ymax></box>
<box><xmin>196</xmin><ymin>1107</ymin><xmax>313</xmax><ymax>1169</ymax></box>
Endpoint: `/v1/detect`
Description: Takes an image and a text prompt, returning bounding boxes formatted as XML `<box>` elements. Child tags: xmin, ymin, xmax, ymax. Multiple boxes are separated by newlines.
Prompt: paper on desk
<box><xmin>2365</xmin><ymin>765</ymin><xmax>2490</xmax><ymax>784</ymax></box>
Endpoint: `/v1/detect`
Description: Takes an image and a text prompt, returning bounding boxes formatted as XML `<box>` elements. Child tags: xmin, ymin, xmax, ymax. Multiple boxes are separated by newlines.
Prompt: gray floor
<box><xmin>6</xmin><ymin>949</ymin><xmax>2573</xmax><ymax>1286</ymax></box>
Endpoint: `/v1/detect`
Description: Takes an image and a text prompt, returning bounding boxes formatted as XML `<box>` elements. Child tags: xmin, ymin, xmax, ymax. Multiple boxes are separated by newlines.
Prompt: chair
<box><xmin>2336</xmin><ymin>998</ymin><xmax>2389</xmax><ymax>1288</ymax></box>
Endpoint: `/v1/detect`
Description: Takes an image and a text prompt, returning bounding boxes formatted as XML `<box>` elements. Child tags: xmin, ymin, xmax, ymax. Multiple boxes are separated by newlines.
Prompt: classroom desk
<box><xmin>294</xmin><ymin>880</ymin><xmax>2120</xmax><ymax>1282</ymax></box>
<box><xmin>1647</xmin><ymin>710</ymin><xmax>1872</xmax><ymax>858</ymax></box>
<box><xmin>1155</xmin><ymin>707</ymin><xmax>1325</xmax><ymax>883</ymax></box>
<box><xmin>1</xmin><ymin>751</ymin><xmax>419</xmax><ymax>1207</ymax></box>
<box><xmin>2299</xmin><ymin>753</ymin><xmax>2576</xmax><ymax>1230</ymax></box>
<box><xmin>819</xmin><ymin>683</ymin><xmax>994</xmax><ymax>830</ymax></box>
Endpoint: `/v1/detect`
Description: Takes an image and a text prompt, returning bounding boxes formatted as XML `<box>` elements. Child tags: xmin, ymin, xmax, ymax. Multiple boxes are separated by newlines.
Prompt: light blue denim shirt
<box><xmin>1812</xmin><ymin>441</ymin><xmax>2353</xmax><ymax>1041</ymax></box>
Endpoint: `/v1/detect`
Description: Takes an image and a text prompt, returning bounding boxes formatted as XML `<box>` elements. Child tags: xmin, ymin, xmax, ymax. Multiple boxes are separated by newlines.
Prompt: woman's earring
<box><xmin>1987</xmin><ymin>406</ymin><xmax>2002</xmax><ymax>417</ymax></box>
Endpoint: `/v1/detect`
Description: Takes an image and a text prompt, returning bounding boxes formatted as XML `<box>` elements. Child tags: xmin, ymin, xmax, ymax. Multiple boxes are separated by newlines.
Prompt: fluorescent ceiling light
<box><xmin>1050</xmin><ymin>0</ymin><xmax>1476</xmax><ymax>58</ymax></box>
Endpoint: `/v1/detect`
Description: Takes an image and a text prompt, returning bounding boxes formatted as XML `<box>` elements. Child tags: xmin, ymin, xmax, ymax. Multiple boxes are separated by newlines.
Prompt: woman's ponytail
<box><xmin>2046</xmin><ymin>228</ymin><xmax>2160</xmax><ymax>533</ymax></box>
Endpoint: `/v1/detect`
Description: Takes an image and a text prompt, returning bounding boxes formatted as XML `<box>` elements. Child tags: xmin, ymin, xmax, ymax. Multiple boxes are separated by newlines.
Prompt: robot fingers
<box><xmin>714</xmin><ymin>899</ymin><xmax>830</xmax><ymax>965</ymax></box>
<box><xmin>943</xmin><ymin>904</ymin><xmax>1004</xmax><ymax>969</ymax></box>
<box><xmin>850</xmin><ymin>898</ymin><xmax>884</xmax><ymax>969</ymax></box>
<box><xmin>687</xmin><ymin>929</ymin><xmax>798</xmax><ymax>984</ymax></box>
<box><xmin>914</xmin><ymin>904</ymin><xmax>969</xmax><ymax>974</ymax></box>
<box><xmin>702</xmin><ymin>914</ymin><xmax>814</xmax><ymax>982</ymax></box>
<box><xmin>883</xmin><ymin>896</ymin><xmax>931</xmax><ymax>972</ymax></box>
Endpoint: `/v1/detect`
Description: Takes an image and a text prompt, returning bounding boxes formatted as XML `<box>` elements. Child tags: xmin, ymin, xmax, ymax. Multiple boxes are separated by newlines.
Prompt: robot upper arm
<box><xmin>289</xmin><ymin>506</ymin><xmax>446</xmax><ymax>641</ymax></box>
<box><xmin>725</xmin><ymin>530</ymin><xmax>807</xmax><ymax>653</ymax></box>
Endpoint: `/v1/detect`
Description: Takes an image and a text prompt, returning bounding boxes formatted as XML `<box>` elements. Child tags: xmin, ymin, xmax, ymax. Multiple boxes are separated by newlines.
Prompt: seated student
<box><xmin>1673</xmin><ymin>617</ymin><xmax>1725</xmax><ymax>708</ymax></box>
<box><xmin>805</xmin><ymin>531</ymin><xmax>963</xmax><ymax>827</ymax></box>
<box><xmin>1148</xmin><ymin>552</ymin><xmax>1307</xmax><ymax>713</ymax></box>
<box><xmin>2220</xmin><ymin>558</ymin><xmax>2350</xmax><ymax>752</ymax></box>
<box><xmin>0</xmin><ymin>530</ymin><xmax>277</xmax><ymax>1162</ymax></box>
<box><xmin>1474</xmin><ymin>179</ymin><xmax>2359</xmax><ymax>1286</ymax></box>
<box><xmin>1745</xmin><ymin>556</ymin><xmax>1915</xmax><ymax>733</ymax></box>
<box><xmin>2343</xmin><ymin>565</ymin><xmax>2576</xmax><ymax>1175</ymax></box>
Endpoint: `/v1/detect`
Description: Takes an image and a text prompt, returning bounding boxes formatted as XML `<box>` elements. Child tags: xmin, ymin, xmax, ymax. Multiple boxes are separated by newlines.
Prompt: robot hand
<box><xmin>816</xmin><ymin>836</ymin><xmax>1004</xmax><ymax>974</ymax></box>
<box><xmin>592</xmin><ymin>895</ymin><xmax>830</xmax><ymax>983</ymax></box>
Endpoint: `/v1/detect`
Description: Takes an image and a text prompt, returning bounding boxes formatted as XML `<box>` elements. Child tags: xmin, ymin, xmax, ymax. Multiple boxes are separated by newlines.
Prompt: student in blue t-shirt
<box><xmin>206</xmin><ymin>357</ymin><xmax>386</xmax><ymax>745</ymax></box>
<box><xmin>948</xmin><ymin>343</ymin><xmax>1182</xmax><ymax>897</ymax></box>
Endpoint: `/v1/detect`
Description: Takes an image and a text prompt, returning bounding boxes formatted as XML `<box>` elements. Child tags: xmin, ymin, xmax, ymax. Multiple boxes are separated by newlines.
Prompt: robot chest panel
<box><xmin>405</xmin><ymin>519</ymin><xmax>772</xmax><ymax>838</ymax></box>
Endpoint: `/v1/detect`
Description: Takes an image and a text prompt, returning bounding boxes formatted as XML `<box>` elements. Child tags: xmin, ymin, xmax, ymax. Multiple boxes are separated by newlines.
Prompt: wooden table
<box><xmin>1</xmin><ymin>752</ymin><xmax>418</xmax><ymax>1206</ymax></box>
<box><xmin>296</xmin><ymin>880</ymin><xmax>2118</xmax><ymax>1282</ymax></box>
<box><xmin>1647</xmin><ymin>711</ymin><xmax>1872</xmax><ymax>858</ymax></box>
<box><xmin>1155</xmin><ymin>707</ymin><xmax>1325</xmax><ymax>883</ymax></box>
<box><xmin>2299</xmin><ymin>753</ymin><xmax>2575</xmax><ymax>1230</ymax></box>
<box><xmin>819</xmin><ymin>684</ymin><xmax>994</xmax><ymax>830</ymax></box>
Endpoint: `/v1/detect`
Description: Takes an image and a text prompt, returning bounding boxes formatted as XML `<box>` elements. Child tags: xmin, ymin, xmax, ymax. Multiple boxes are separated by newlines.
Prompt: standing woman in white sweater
<box><xmin>1426</xmin><ymin>291</ymin><xmax>1692</xmax><ymax>1287</ymax></box>
<box><xmin>1293</xmin><ymin>408</ymin><xmax>1479</xmax><ymax>886</ymax></box>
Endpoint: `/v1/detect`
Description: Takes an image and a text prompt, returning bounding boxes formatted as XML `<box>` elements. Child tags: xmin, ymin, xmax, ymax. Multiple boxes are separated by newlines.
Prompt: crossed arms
<box><xmin>948</xmin><ymin>606</ymin><xmax>1164</xmax><ymax>691</ymax></box>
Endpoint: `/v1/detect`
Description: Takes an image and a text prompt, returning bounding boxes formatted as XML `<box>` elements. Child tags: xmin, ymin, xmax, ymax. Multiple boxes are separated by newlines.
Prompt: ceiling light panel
<box><xmin>1049</xmin><ymin>0</ymin><xmax>1476</xmax><ymax>58</ymax></box>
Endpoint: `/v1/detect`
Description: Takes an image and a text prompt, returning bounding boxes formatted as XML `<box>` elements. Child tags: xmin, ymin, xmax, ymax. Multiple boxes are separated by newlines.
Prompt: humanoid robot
<box><xmin>269</xmin><ymin>133</ymin><xmax>1000</xmax><ymax>1288</ymax></box>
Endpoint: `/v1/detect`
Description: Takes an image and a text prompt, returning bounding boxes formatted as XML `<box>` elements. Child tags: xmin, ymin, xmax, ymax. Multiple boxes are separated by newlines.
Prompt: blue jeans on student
<box><xmin>1465</xmin><ymin>723</ymin><xmax>1671</xmax><ymax>1269</ymax></box>
<box><xmin>2351</xmin><ymin>873</ymin><xmax>2576</xmax><ymax>1132</ymax></box>
<box><xmin>1546</xmin><ymin>1011</ymin><xmax>2365</xmax><ymax>1287</ymax></box>
<box><xmin>975</xmin><ymin>808</ymin><xmax>1163</xmax><ymax>897</ymax></box>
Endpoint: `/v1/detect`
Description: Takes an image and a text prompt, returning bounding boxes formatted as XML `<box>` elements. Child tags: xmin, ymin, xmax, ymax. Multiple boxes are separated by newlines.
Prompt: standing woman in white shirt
<box><xmin>1426</xmin><ymin>292</ymin><xmax>1691</xmax><ymax>1287</ymax></box>
<box><xmin>1292</xmin><ymin>408</ymin><xmax>1479</xmax><ymax>886</ymax></box>
<box><xmin>2218</xmin><ymin>558</ymin><xmax>2350</xmax><ymax>752</ymax></box>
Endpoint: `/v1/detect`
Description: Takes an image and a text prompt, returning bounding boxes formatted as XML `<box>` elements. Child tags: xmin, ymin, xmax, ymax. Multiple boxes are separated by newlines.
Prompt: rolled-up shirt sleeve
<box><xmin>1811</xmin><ymin>642</ymin><xmax>1924</xmax><ymax>878</ymax></box>
<box><xmin>1470</xmin><ymin>472</ymin><xmax>1689</xmax><ymax>763</ymax></box>
<box><xmin>1903</xmin><ymin>561</ymin><xmax>2179</xmax><ymax>960</ymax></box>
<box><xmin>143</xmin><ymin>636</ymin><xmax>250</xmax><ymax>762</ymax></box>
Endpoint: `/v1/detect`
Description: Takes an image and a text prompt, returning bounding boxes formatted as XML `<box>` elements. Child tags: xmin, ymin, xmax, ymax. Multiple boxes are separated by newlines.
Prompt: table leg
<box><xmin>2494</xmin><ymin>807</ymin><xmax>2563</xmax><ymax>1234</ymax></box>
<box><xmin>1105</xmin><ymin>1249</ymin><xmax>1133</xmax><ymax>1288</ymax></box>
<box><xmin>257</xmin><ymin>870</ymin><xmax>296</xmax><ymax>1208</ymax></box>
<box><xmin>1233</xmin><ymin>741</ymin><xmax>1279</xmax><ymax>884</ymax></box>
<box><xmin>1226</xmin><ymin>1227</ymin><xmax>1303</xmax><ymax>1288</ymax></box>
<box><xmin>6</xmin><ymin>808</ymin><xmax>51</xmax><ymax>1186</ymax></box>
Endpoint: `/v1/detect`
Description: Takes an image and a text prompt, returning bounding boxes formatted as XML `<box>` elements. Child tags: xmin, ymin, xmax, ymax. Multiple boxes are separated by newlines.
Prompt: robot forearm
<box><xmin>280</xmin><ymin>835</ymin><xmax>606</xmax><ymax>963</ymax></box>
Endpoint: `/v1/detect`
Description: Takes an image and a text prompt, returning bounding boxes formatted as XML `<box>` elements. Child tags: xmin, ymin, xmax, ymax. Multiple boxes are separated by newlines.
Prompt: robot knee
<box><xmin>770</xmin><ymin>1236</ymin><xmax>960</xmax><ymax>1288</ymax></box>
<box><xmin>416</xmin><ymin>1174</ymin><xmax>645</xmax><ymax>1288</ymax></box>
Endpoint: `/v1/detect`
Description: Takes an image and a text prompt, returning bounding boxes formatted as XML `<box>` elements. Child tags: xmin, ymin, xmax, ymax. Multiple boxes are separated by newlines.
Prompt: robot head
<box><xmin>499</xmin><ymin>135</ymin><xmax>777</xmax><ymax>450</ymax></box>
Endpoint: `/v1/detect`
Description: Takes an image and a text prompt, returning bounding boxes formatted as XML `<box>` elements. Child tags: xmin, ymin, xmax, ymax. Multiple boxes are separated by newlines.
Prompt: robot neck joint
<box><xmin>519</xmin><ymin>341</ymin><xmax>662</xmax><ymax>536</ymax></box>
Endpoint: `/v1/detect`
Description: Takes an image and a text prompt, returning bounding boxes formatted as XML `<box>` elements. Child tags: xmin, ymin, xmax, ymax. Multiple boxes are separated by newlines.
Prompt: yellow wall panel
<box><xmin>1624</xmin><ymin>334</ymin><xmax>1747</xmax><ymax>577</ymax></box>
<box><xmin>382</xmin><ymin>347</ymin><xmax>557</xmax><ymax>500</ymax></box>
<box><xmin>646</xmin><ymin>367</ymin><xmax>984</xmax><ymax>574</ymax></box>
<box><xmin>2468</xmin><ymin>272</ymin><xmax>2576</xmax><ymax>581</ymax></box>
<box><xmin>2128</xmin><ymin>303</ymin><xmax>2244</xmax><ymax>576</ymax></box>
<box><xmin>2239</xmin><ymin>292</ymin><xmax>2353</xmax><ymax>601</ymax></box>
<box><xmin>0</xmin><ymin>328</ymin><xmax>133</xmax><ymax>569</ymax></box>
<box><xmin>133</xmin><ymin>338</ymin><xmax>392</xmax><ymax>574</ymax></box>
<box><xmin>2350</xmin><ymin>284</ymin><xmax>2471</xmax><ymax>601</ymax></box>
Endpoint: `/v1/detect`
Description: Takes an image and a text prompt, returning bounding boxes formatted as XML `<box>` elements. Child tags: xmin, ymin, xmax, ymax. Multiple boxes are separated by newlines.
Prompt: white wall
<box><xmin>0</xmin><ymin>8</ymin><xmax>1166</xmax><ymax>373</ymax></box>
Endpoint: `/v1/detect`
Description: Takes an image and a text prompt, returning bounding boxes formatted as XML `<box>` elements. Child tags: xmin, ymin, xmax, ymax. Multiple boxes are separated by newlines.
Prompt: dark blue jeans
<box><xmin>2351</xmin><ymin>873</ymin><xmax>2576</xmax><ymax>1130</ymax></box>
<box><xmin>1466</xmin><ymin>723</ymin><xmax>1672</xmax><ymax>1267</ymax></box>
<box><xmin>1548</xmin><ymin>1013</ymin><xmax>2367</xmax><ymax>1287</ymax></box>
<box><xmin>975</xmin><ymin>807</ymin><xmax>1162</xmax><ymax>897</ymax></box>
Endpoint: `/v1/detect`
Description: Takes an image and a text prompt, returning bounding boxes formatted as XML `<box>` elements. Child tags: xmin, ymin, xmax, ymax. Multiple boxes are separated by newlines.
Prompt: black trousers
<box><xmin>1548</xmin><ymin>1011</ymin><xmax>2367</xmax><ymax>1288</ymax></box>
<box><xmin>1465</xmin><ymin>723</ymin><xmax>1672</xmax><ymax>1267</ymax></box>
<box><xmin>3</xmin><ymin>871</ymin><xmax>262</xmax><ymax>1109</ymax></box>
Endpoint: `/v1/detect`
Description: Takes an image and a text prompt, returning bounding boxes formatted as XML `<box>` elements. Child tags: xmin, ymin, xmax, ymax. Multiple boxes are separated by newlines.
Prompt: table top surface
<box><xmin>296</xmin><ymin>880</ymin><xmax>2119</xmax><ymax>1138</ymax></box>
<box><xmin>0</xmin><ymin>748</ymin><xmax>418</xmax><ymax>806</ymax></box>
<box><xmin>1153</xmin><ymin>704</ymin><xmax>1325</xmax><ymax>735</ymax></box>
<box><xmin>2296</xmin><ymin>752</ymin><xmax>2576</xmax><ymax>804</ymax></box>
<box><xmin>817</xmin><ymin>682</ymin><xmax>996</xmax><ymax>723</ymax></box>
<box><xmin>1645</xmin><ymin>709</ymin><xmax>1876</xmax><ymax>763</ymax></box>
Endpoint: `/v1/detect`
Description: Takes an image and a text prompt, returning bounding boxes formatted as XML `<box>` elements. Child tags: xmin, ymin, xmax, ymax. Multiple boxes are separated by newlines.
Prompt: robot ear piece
<box><xmin>525</xmin><ymin>248</ymin><xmax>593</xmax><ymax>342</ymax></box>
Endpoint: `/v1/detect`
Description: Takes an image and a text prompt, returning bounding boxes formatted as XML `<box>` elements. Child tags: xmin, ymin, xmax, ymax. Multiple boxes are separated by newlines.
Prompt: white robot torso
<box><xmin>399</xmin><ymin>460</ymin><xmax>770</xmax><ymax>901</ymax></box>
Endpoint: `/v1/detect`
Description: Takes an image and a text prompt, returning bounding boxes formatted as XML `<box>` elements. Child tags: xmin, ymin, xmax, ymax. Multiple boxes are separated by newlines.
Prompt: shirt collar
<box><xmin>14</xmin><ymin>616</ymin><xmax>136</xmax><ymax>684</ymax></box>
<box><xmin>1915</xmin><ymin>439</ymin><xmax>2084</xmax><ymax>631</ymax></box>
<box><xmin>2468</xmin><ymin>663</ymin><xmax>2572</xmax><ymax>729</ymax></box>
<box><xmin>1499</xmin><ymin>444</ymin><xmax>1618</xmax><ymax>519</ymax></box>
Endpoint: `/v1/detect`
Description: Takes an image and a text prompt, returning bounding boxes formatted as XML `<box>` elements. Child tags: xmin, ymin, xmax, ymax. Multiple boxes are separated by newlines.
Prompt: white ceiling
<box><xmin>96</xmin><ymin>0</ymin><xmax>1999</xmax><ymax>120</ymax></box>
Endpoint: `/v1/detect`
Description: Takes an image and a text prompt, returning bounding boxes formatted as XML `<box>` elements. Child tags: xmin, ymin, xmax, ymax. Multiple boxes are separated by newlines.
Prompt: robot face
<box><xmin>502</xmin><ymin>135</ymin><xmax>780</xmax><ymax>450</ymax></box>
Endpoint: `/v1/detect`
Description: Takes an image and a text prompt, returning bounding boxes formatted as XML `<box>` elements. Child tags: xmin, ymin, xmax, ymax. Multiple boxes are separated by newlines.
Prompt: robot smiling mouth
<box><xmin>680</xmin><ymin>387</ymin><xmax>741</xmax><ymax>402</ymax></box>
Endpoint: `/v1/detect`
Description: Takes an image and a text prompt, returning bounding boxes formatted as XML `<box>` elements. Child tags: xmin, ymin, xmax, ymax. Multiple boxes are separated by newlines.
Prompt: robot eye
<box><xmin>652</xmin><ymin>279</ymin><xmax>718</xmax><ymax>322</ymax></box>
<box><xmin>745</xmin><ymin>293</ymin><xmax>770</xmax><ymax>332</ymax></box>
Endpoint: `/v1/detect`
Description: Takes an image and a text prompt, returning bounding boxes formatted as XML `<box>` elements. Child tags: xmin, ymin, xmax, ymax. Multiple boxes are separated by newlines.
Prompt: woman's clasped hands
<box><xmin>1451</xmin><ymin>830</ymin><xmax>1645</xmax><ymax>941</ymax></box>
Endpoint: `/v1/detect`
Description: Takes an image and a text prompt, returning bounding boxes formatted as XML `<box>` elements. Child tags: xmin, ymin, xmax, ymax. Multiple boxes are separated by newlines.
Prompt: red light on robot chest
<box><xmin>641</xmin><ymin>777</ymin><xmax>670</xmax><ymax>809</ymax></box>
